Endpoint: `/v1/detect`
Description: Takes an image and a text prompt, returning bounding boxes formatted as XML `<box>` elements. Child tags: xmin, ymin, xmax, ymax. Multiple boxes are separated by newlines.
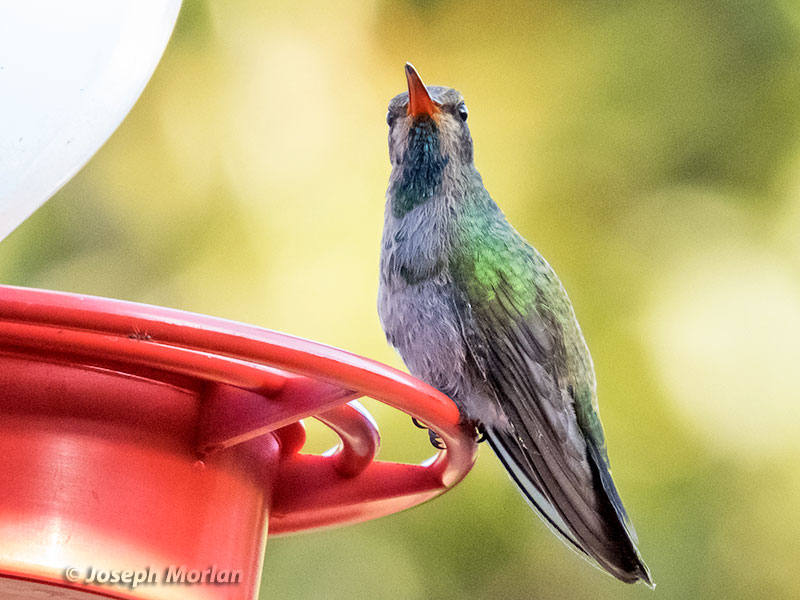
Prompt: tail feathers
<box><xmin>487</xmin><ymin>429</ymin><xmax>653</xmax><ymax>588</ymax></box>
<box><xmin>487</xmin><ymin>433</ymin><xmax>586</xmax><ymax>555</ymax></box>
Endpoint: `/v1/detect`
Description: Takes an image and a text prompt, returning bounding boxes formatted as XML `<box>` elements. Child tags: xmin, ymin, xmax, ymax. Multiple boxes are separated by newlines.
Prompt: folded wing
<box><xmin>452</xmin><ymin>262</ymin><xmax>652</xmax><ymax>586</ymax></box>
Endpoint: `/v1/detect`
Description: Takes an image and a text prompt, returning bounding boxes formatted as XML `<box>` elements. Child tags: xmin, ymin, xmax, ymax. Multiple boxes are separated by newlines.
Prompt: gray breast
<box><xmin>378</xmin><ymin>267</ymin><xmax>469</xmax><ymax>400</ymax></box>
<box><xmin>377</xmin><ymin>199</ymin><xmax>467</xmax><ymax>393</ymax></box>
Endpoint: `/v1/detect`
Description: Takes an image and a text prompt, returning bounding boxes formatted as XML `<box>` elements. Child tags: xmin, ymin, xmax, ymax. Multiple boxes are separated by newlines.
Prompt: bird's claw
<box><xmin>459</xmin><ymin>418</ymin><xmax>487</xmax><ymax>443</ymax></box>
<box><xmin>411</xmin><ymin>417</ymin><xmax>446</xmax><ymax>449</ymax></box>
<box><xmin>475</xmin><ymin>422</ymin><xmax>487</xmax><ymax>444</ymax></box>
<box><xmin>429</xmin><ymin>429</ymin><xmax>446</xmax><ymax>450</ymax></box>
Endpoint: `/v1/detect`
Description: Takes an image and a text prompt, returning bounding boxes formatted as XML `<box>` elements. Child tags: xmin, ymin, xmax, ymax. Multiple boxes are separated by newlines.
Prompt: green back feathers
<box><xmin>451</xmin><ymin>204</ymin><xmax>537</xmax><ymax>315</ymax></box>
<box><xmin>450</xmin><ymin>202</ymin><xmax>610</xmax><ymax>459</ymax></box>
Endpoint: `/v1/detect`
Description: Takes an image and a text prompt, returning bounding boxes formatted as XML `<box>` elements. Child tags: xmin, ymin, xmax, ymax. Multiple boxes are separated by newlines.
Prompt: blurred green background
<box><xmin>3</xmin><ymin>0</ymin><xmax>800</xmax><ymax>598</ymax></box>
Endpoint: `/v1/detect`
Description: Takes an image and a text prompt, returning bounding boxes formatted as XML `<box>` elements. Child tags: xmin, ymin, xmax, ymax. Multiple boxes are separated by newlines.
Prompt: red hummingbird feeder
<box><xmin>0</xmin><ymin>284</ymin><xmax>478</xmax><ymax>599</ymax></box>
<box><xmin>0</xmin><ymin>2</ymin><xmax>476</xmax><ymax>597</ymax></box>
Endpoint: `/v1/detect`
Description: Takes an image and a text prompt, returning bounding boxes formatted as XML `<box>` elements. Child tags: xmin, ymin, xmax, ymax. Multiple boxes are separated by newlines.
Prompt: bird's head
<box><xmin>386</xmin><ymin>63</ymin><xmax>474</xmax><ymax>177</ymax></box>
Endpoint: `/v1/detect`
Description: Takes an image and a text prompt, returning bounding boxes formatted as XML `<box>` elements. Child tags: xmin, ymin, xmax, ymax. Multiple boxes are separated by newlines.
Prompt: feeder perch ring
<box><xmin>0</xmin><ymin>284</ymin><xmax>478</xmax><ymax>599</ymax></box>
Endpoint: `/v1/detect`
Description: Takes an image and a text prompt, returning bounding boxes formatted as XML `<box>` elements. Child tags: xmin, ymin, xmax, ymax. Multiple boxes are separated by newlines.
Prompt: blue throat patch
<box><xmin>391</xmin><ymin>117</ymin><xmax>448</xmax><ymax>218</ymax></box>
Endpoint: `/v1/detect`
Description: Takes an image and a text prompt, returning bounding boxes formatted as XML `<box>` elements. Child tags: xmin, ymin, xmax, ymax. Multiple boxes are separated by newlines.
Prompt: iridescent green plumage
<box><xmin>447</xmin><ymin>196</ymin><xmax>647</xmax><ymax>580</ymax></box>
<box><xmin>453</xmin><ymin>198</ymin><xmax>606</xmax><ymax>447</ymax></box>
<box><xmin>379</xmin><ymin>64</ymin><xmax>651</xmax><ymax>586</ymax></box>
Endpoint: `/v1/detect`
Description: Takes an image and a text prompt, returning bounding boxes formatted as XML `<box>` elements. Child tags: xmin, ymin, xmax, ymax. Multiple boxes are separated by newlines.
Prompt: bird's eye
<box><xmin>386</xmin><ymin>111</ymin><xmax>395</xmax><ymax>127</ymax></box>
<box><xmin>457</xmin><ymin>102</ymin><xmax>468</xmax><ymax>122</ymax></box>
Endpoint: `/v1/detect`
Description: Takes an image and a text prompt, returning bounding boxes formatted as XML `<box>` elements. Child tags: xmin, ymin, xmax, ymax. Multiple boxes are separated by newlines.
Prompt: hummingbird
<box><xmin>378</xmin><ymin>64</ymin><xmax>652</xmax><ymax>586</ymax></box>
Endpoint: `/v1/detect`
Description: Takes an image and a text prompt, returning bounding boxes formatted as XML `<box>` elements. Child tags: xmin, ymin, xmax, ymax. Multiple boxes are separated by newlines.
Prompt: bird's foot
<box><xmin>428</xmin><ymin>430</ymin><xmax>445</xmax><ymax>449</ymax></box>
<box><xmin>458</xmin><ymin>418</ymin><xmax>487</xmax><ymax>443</ymax></box>
<box><xmin>475</xmin><ymin>422</ymin><xmax>487</xmax><ymax>443</ymax></box>
<box><xmin>411</xmin><ymin>417</ymin><xmax>445</xmax><ymax>449</ymax></box>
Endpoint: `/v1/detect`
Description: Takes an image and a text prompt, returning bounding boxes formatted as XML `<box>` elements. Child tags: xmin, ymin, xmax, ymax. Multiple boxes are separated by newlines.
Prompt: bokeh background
<box><xmin>3</xmin><ymin>0</ymin><xmax>800</xmax><ymax>598</ymax></box>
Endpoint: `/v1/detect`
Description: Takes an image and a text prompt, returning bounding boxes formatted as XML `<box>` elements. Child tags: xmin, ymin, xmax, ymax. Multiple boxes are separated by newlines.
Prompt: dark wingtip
<box><xmin>488</xmin><ymin>429</ymin><xmax>654</xmax><ymax>587</ymax></box>
<box><xmin>584</xmin><ymin>443</ymin><xmax>654</xmax><ymax>588</ymax></box>
<box><xmin>611</xmin><ymin>555</ymin><xmax>653</xmax><ymax>588</ymax></box>
<box><xmin>638</xmin><ymin>563</ymin><xmax>656</xmax><ymax>590</ymax></box>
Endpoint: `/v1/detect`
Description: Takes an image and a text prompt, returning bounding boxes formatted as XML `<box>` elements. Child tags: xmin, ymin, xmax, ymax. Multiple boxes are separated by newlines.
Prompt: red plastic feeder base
<box><xmin>0</xmin><ymin>285</ymin><xmax>477</xmax><ymax>599</ymax></box>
